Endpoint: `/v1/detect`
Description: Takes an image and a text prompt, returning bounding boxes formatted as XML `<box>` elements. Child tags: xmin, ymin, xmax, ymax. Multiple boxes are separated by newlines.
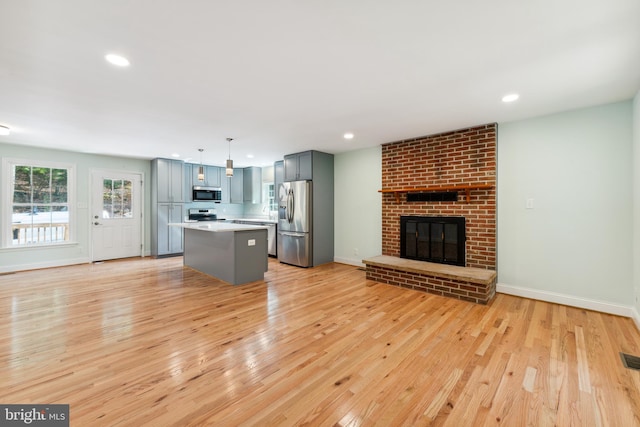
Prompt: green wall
<box><xmin>497</xmin><ymin>101</ymin><xmax>634</xmax><ymax>309</ymax></box>
<box><xmin>0</xmin><ymin>142</ymin><xmax>151</xmax><ymax>272</ymax></box>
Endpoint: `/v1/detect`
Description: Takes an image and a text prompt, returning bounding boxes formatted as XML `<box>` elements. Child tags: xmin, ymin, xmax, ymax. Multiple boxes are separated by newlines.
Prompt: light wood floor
<box><xmin>2</xmin><ymin>257</ymin><xmax>640</xmax><ymax>426</ymax></box>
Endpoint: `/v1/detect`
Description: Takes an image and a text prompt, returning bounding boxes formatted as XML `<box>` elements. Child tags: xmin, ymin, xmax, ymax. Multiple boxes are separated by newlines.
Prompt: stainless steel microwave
<box><xmin>192</xmin><ymin>186</ymin><xmax>222</xmax><ymax>202</ymax></box>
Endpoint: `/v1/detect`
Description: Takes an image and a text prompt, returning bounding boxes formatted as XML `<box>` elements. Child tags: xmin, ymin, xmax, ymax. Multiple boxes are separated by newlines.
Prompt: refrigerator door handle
<box><xmin>287</xmin><ymin>189</ymin><xmax>294</xmax><ymax>223</ymax></box>
<box><xmin>279</xmin><ymin>231</ymin><xmax>306</xmax><ymax>237</ymax></box>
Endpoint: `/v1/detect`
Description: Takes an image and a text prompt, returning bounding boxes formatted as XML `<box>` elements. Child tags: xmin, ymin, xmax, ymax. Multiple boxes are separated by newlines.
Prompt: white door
<box><xmin>91</xmin><ymin>170</ymin><xmax>142</xmax><ymax>261</ymax></box>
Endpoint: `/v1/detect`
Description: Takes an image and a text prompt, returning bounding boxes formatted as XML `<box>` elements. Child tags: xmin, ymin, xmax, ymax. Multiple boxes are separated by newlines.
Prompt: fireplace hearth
<box><xmin>400</xmin><ymin>216</ymin><xmax>466</xmax><ymax>267</ymax></box>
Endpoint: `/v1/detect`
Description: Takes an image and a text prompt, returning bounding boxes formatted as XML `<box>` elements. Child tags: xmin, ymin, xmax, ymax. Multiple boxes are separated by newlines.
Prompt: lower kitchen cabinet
<box><xmin>152</xmin><ymin>203</ymin><xmax>184</xmax><ymax>256</ymax></box>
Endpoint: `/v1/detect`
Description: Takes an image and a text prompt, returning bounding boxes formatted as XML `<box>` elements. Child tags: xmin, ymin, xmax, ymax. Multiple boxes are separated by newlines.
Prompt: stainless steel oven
<box><xmin>188</xmin><ymin>208</ymin><xmax>223</xmax><ymax>221</ymax></box>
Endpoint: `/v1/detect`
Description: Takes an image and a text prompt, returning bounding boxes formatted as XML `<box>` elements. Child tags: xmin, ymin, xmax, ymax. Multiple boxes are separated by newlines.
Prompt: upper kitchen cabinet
<box><xmin>220</xmin><ymin>175</ymin><xmax>230</xmax><ymax>204</ymax></box>
<box><xmin>230</xmin><ymin>168</ymin><xmax>244</xmax><ymax>204</ymax></box>
<box><xmin>192</xmin><ymin>165</ymin><xmax>221</xmax><ymax>188</ymax></box>
<box><xmin>274</xmin><ymin>160</ymin><xmax>284</xmax><ymax>191</ymax></box>
<box><xmin>243</xmin><ymin>167</ymin><xmax>262</xmax><ymax>203</ymax></box>
<box><xmin>284</xmin><ymin>151</ymin><xmax>313</xmax><ymax>181</ymax></box>
<box><xmin>152</xmin><ymin>158</ymin><xmax>184</xmax><ymax>203</ymax></box>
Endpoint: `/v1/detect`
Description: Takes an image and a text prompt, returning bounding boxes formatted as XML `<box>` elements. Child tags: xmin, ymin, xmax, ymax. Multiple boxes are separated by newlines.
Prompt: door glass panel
<box><xmin>405</xmin><ymin>221</ymin><xmax>416</xmax><ymax>257</ymax></box>
<box><xmin>430</xmin><ymin>223</ymin><xmax>443</xmax><ymax>261</ymax></box>
<box><xmin>102</xmin><ymin>179</ymin><xmax>133</xmax><ymax>219</ymax></box>
<box><xmin>417</xmin><ymin>222</ymin><xmax>429</xmax><ymax>259</ymax></box>
<box><xmin>444</xmin><ymin>223</ymin><xmax>458</xmax><ymax>261</ymax></box>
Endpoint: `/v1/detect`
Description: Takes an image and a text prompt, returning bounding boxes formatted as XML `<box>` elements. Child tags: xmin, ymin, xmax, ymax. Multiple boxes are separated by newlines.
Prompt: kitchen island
<box><xmin>169</xmin><ymin>222</ymin><xmax>269</xmax><ymax>285</ymax></box>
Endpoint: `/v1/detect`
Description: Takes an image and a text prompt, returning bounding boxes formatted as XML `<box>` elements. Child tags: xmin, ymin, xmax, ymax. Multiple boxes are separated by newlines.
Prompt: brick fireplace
<box><xmin>366</xmin><ymin>123</ymin><xmax>497</xmax><ymax>303</ymax></box>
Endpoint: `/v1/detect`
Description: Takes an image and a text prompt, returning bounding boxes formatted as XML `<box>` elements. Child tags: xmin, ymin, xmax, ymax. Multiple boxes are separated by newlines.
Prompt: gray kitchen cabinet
<box><xmin>154</xmin><ymin>203</ymin><xmax>184</xmax><ymax>255</ymax></box>
<box><xmin>154</xmin><ymin>158</ymin><xmax>185</xmax><ymax>203</ymax></box>
<box><xmin>220</xmin><ymin>174</ymin><xmax>231</xmax><ymax>203</ymax></box>
<box><xmin>274</xmin><ymin>160</ymin><xmax>284</xmax><ymax>214</ymax></box>
<box><xmin>151</xmin><ymin>158</ymin><xmax>185</xmax><ymax>257</ymax></box>
<box><xmin>230</xmin><ymin>168</ymin><xmax>244</xmax><ymax>203</ymax></box>
<box><xmin>184</xmin><ymin>163</ymin><xmax>198</xmax><ymax>202</ymax></box>
<box><xmin>192</xmin><ymin>165</ymin><xmax>221</xmax><ymax>188</ymax></box>
<box><xmin>231</xmin><ymin>219</ymin><xmax>277</xmax><ymax>257</ymax></box>
<box><xmin>184</xmin><ymin>163</ymin><xmax>192</xmax><ymax>202</ymax></box>
<box><xmin>243</xmin><ymin>167</ymin><xmax>262</xmax><ymax>203</ymax></box>
<box><xmin>274</xmin><ymin>160</ymin><xmax>284</xmax><ymax>190</ymax></box>
<box><xmin>284</xmin><ymin>150</ymin><xmax>313</xmax><ymax>181</ymax></box>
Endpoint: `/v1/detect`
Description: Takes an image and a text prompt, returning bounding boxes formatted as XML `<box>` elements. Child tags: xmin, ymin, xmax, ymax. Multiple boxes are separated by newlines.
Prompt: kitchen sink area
<box><xmin>187</xmin><ymin>208</ymin><xmax>277</xmax><ymax>257</ymax></box>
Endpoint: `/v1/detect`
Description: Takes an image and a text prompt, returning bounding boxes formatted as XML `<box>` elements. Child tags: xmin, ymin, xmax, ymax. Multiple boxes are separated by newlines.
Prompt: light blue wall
<box><xmin>333</xmin><ymin>146</ymin><xmax>382</xmax><ymax>265</ymax></box>
<box><xmin>0</xmin><ymin>142</ymin><xmax>151</xmax><ymax>272</ymax></box>
<box><xmin>497</xmin><ymin>101</ymin><xmax>633</xmax><ymax>305</ymax></box>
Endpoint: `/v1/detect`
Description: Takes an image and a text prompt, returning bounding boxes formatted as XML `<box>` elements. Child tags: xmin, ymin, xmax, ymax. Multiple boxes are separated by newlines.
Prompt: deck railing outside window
<box><xmin>12</xmin><ymin>222</ymin><xmax>69</xmax><ymax>245</ymax></box>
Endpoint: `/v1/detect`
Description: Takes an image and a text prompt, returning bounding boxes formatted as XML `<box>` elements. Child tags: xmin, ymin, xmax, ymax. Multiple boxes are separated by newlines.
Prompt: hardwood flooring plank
<box><xmin>2</xmin><ymin>257</ymin><xmax>640</xmax><ymax>426</ymax></box>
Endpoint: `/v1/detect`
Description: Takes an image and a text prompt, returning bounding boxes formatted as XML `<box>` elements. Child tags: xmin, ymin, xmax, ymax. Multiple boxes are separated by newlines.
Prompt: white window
<box><xmin>2</xmin><ymin>158</ymin><xmax>75</xmax><ymax>247</ymax></box>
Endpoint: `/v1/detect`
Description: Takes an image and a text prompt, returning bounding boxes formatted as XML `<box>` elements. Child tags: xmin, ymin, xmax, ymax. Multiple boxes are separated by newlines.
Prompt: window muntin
<box><xmin>102</xmin><ymin>178</ymin><xmax>133</xmax><ymax>219</ymax></box>
<box><xmin>4</xmin><ymin>159</ymin><xmax>74</xmax><ymax>247</ymax></box>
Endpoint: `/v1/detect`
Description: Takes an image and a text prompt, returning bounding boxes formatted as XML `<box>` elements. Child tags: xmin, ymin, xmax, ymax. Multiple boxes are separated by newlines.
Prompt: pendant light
<box><xmin>226</xmin><ymin>138</ymin><xmax>234</xmax><ymax>177</ymax></box>
<box><xmin>197</xmin><ymin>148</ymin><xmax>205</xmax><ymax>181</ymax></box>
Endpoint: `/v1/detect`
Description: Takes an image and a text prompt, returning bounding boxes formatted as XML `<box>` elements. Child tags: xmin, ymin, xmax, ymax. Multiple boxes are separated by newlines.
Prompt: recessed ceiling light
<box><xmin>105</xmin><ymin>54</ymin><xmax>130</xmax><ymax>67</ymax></box>
<box><xmin>502</xmin><ymin>93</ymin><xmax>519</xmax><ymax>103</ymax></box>
<box><xmin>246</xmin><ymin>154</ymin><xmax>254</xmax><ymax>159</ymax></box>
<box><xmin>343</xmin><ymin>132</ymin><xmax>354</xmax><ymax>140</ymax></box>
<box><xmin>171</xmin><ymin>153</ymin><xmax>180</xmax><ymax>158</ymax></box>
<box><xmin>0</xmin><ymin>125</ymin><xmax>10</xmax><ymax>136</ymax></box>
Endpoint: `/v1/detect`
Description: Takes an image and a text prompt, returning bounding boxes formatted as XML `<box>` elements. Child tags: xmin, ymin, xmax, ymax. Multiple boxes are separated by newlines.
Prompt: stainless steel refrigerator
<box><xmin>277</xmin><ymin>180</ymin><xmax>312</xmax><ymax>267</ymax></box>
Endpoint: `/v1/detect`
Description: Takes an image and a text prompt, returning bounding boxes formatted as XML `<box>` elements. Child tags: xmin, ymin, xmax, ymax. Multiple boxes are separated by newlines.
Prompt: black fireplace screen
<box><xmin>400</xmin><ymin>216</ymin><xmax>466</xmax><ymax>266</ymax></box>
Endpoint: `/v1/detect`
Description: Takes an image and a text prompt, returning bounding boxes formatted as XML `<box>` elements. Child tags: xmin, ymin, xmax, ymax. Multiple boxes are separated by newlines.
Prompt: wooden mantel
<box><xmin>379</xmin><ymin>183</ymin><xmax>493</xmax><ymax>203</ymax></box>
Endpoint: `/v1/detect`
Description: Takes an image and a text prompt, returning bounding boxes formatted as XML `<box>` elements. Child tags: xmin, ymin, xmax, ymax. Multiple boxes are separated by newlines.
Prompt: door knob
<box><xmin>94</xmin><ymin>215</ymin><xmax>99</xmax><ymax>219</ymax></box>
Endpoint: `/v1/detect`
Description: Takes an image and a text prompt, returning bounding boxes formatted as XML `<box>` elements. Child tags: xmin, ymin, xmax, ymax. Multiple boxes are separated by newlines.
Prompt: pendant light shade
<box><xmin>226</xmin><ymin>138</ymin><xmax>234</xmax><ymax>177</ymax></box>
<box><xmin>226</xmin><ymin>159</ymin><xmax>233</xmax><ymax>177</ymax></box>
<box><xmin>197</xmin><ymin>148</ymin><xmax>205</xmax><ymax>181</ymax></box>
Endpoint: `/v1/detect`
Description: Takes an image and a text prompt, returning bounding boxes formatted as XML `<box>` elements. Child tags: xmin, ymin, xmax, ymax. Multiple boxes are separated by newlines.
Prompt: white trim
<box><xmin>89</xmin><ymin>168</ymin><xmax>144</xmax><ymax>261</ymax></box>
<box><xmin>497</xmin><ymin>282</ymin><xmax>635</xmax><ymax>318</ymax></box>
<box><xmin>631</xmin><ymin>307</ymin><xmax>640</xmax><ymax>331</ymax></box>
<box><xmin>333</xmin><ymin>256</ymin><xmax>365</xmax><ymax>267</ymax></box>
<box><xmin>2</xmin><ymin>157</ymin><xmax>76</xmax><ymax>248</ymax></box>
<box><xmin>0</xmin><ymin>257</ymin><xmax>90</xmax><ymax>274</ymax></box>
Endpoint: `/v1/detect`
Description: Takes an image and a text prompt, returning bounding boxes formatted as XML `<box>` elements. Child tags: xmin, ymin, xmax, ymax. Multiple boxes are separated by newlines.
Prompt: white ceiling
<box><xmin>0</xmin><ymin>0</ymin><xmax>638</xmax><ymax>168</ymax></box>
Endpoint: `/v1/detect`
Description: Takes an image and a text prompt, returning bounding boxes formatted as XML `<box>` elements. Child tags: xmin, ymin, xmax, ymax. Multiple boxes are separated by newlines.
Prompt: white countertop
<box><xmin>169</xmin><ymin>222</ymin><xmax>269</xmax><ymax>232</ymax></box>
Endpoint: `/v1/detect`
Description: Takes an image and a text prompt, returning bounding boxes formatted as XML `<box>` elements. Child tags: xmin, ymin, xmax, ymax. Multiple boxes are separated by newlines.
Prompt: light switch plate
<box><xmin>526</xmin><ymin>198</ymin><xmax>534</xmax><ymax>209</ymax></box>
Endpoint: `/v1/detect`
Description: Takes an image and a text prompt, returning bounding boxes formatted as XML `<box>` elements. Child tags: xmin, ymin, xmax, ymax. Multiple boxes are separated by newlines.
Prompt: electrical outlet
<box><xmin>248</xmin><ymin>239</ymin><xmax>255</xmax><ymax>246</ymax></box>
<box><xmin>353</xmin><ymin>248</ymin><xmax>359</xmax><ymax>256</ymax></box>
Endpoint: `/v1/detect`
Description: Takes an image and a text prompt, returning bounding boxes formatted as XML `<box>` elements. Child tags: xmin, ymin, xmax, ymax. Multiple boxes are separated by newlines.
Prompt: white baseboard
<box><xmin>497</xmin><ymin>282</ymin><xmax>635</xmax><ymax>318</ymax></box>
<box><xmin>333</xmin><ymin>256</ymin><xmax>365</xmax><ymax>267</ymax></box>
<box><xmin>632</xmin><ymin>307</ymin><xmax>640</xmax><ymax>331</ymax></box>
<box><xmin>0</xmin><ymin>257</ymin><xmax>90</xmax><ymax>274</ymax></box>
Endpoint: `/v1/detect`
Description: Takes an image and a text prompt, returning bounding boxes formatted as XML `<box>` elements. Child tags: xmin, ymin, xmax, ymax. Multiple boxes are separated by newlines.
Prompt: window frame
<box><xmin>2</xmin><ymin>157</ymin><xmax>77</xmax><ymax>248</ymax></box>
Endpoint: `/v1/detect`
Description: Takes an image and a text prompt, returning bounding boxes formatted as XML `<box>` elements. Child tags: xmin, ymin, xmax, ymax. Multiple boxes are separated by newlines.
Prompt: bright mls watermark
<box><xmin>0</xmin><ymin>405</ymin><xmax>69</xmax><ymax>426</ymax></box>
